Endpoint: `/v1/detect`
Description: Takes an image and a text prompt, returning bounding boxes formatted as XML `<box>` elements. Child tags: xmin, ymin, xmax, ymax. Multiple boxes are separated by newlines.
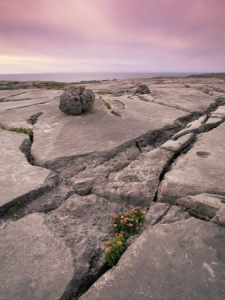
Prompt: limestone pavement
<box><xmin>0</xmin><ymin>76</ymin><xmax>225</xmax><ymax>300</ymax></box>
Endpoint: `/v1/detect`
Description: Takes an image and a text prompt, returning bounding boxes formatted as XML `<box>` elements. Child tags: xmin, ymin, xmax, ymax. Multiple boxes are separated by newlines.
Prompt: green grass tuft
<box><xmin>7</xmin><ymin>201</ymin><xmax>26</xmax><ymax>215</ymax></box>
<box><xmin>70</xmin><ymin>296</ymin><xmax>79</xmax><ymax>300</ymax></box>
<box><xmin>102</xmin><ymin>99</ymin><xmax>112</xmax><ymax>110</ymax></box>
<box><xmin>8</xmin><ymin>127</ymin><xmax>34</xmax><ymax>141</ymax></box>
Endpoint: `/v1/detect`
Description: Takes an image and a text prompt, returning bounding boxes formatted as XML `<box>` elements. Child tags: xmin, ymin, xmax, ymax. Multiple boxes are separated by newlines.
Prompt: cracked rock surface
<box><xmin>0</xmin><ymin>129</ymin><xmax>53</xmax><ymax>214</ymax></box>
<box><xmin>0</xmin><ymin>213</ymin><xmax>74</xmax><ymax>300</ymax></box>
<box><xmin>158</xmin><ymin>122</ymin><xmax>225</xmax><ymax>205</ymax></box>
<box><xmin>0</xmin><ymin>76</ymin><xmax>225</xmax><ymax>300</ymax></box>
<box><xmin>80</xmin><ymin>218</ymin><xmax>225</xmax><ymax>300</ymax></box>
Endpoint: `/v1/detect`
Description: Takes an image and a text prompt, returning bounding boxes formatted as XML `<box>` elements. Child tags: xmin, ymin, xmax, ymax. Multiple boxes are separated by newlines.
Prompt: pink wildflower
<box><xmin>105</xmin><ymin>247</ymin><xmax>112</xmax><ymax>253</ymax></box>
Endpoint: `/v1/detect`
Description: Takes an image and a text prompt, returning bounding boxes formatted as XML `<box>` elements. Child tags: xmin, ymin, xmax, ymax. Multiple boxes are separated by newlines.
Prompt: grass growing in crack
<box><xmin>8</xmin><ymin>127</ymin><xmax>34</xmax><ymax>142</ymax></box>
<box><xmin>27</xmin><ymin>154</ymin><xmax>35</xmax><ymax>164</ymax></box>
<box><xmin>102</xmin><ymin>99</ymin><xmax>112</xmax><ymax>110</ymax></box>
<box><xmin>127</xmin><ymin>96</ymin><xmax>133</xmax><ymax>99</ymax></box>
<box><xmin>70</xmin><ymin>296</ymin><xmax>79</xmax><ymax>300</ymax></box>
<box><xmin>7</xmin><ymin>201</ymin><xmax>26</xmax><ymax>215</ymax></box>
<box><xmin>104</xmin><ymin>207</ymin><xmax>145</xmax><ymax>266</ymax></box>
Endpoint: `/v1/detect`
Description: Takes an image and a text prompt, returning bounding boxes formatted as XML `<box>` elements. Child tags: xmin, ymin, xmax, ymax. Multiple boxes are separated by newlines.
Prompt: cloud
<box><xmin>0</xmin><ymin>0</ymin><xmax>224</xmax><ymax>73</ymax></box>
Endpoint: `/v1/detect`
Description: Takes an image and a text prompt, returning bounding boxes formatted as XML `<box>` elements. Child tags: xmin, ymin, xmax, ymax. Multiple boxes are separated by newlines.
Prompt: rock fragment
<box><xmin>176</xmin><ymin>193</ymin><xmax>225</xmax><ymax>220</ymax></box>
<box><xmin>135</xmin><ymin>84</ymin><xmax>151</xmax><ymax>94</ymax></box>
<box><xmin>59</xmin><ymin>85</ymin><xmax>95</xmax><ymax>115</ymax></box>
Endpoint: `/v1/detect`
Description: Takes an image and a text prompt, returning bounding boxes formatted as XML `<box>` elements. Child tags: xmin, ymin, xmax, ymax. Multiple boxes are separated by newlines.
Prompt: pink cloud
<box><xmin>0</xmin><ymin>0</ymin><xmax>224</xmax><ymax>73</ymax></box>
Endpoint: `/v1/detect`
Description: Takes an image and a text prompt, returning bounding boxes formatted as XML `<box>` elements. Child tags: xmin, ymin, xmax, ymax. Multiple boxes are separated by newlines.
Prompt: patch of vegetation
<box><xmin>127</xmin><ymin>96</ymin><xmax>133</xmax><ymax>99</ymax></box>
<box><xmin>8</xmin><ymin>127</ymin><xmax>34</xmax><ymax>142</ymax></box>
<box><xmin>13</xmin><ymin>81</ymin><xmax>19</xmax><ymax>84</ymax></box>
<box><xmin>104</xmin><ymin>207</ymin><xmax>145</xmax><ymax>266</ymax></box>
<box><xmin>104</xmin><ymin>235</ymin><xmax>127</xmax><ymax>267</ymax></box>
<box><xmin>0</xmin><ymin>85</ymin><xmax>13</xmax><ymax>90</ymax></box>
<box><xmin>32</xmin><ymin>81</ymin><xmax>65</xmax><ymax>90</ymax></box>
<box><xmin>70</xmin><ymin>296</ymin><xmax>79</xmax><ymax>300</ymax></box>
<box><xmin>27</xmin><ymin>154</ymin><xmax>35</xmax><ymax>164</ymax></box>
<box><xmin>102</xmin><ymin>99</ymin><xmax>112</xmax><ymax>110</ymax></box>
<box><xmin>7</xmin><ymin>201</ymin><xmax>26</xmax><ymax>215</ymax></box>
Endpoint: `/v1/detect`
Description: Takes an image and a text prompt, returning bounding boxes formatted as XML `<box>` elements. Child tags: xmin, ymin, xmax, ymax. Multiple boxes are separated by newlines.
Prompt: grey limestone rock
<box><xmin>159</xmin><ymin>205</ymin><xmax>191</xmax><ymax>224</ymax></box>
<box><xmin>212</xmin><ymin>207</ymin><xmax>225</xmax><ymax>227</ymax></box>
<box><xmin>59</xmin><ymin>85</ymin><xmax>95</xmax><ymax>115</ymax></box>
<box><xmin>0</xmin><ymin>213</ymin><xmax>74</xmax><ymax>300</ymax></box>
<box><xmin>80</xmin><ymin>218</ymin><xmax>225</xmax><ymax>300</ymax></box>
<box><xmin>135</xmin><ymin>84</ymin><xmax>151</xmax><ymax>94</ymax></box>
<box><xmin>0</xmin><ymin>129</ymin><xmax>53</xmax><ymax>214</ymax></box>
<box><xmin>45</xmin><ymin>194</ymin><xmax>124</xmax><ymax>296</ymax></box>
<box><xmin>158</xmin><ymin>123</ymin><xmax>225</xmax><ymax>204</ymax></box>
<box><xmin>176</xmin><ymin>193</ymin><xmax>225</xmax><ymax>220</ymax></box>
<box><xmin>144</xmin><ymin>202</ymin><xmax>171</xmax><ymax>226</ymax></box>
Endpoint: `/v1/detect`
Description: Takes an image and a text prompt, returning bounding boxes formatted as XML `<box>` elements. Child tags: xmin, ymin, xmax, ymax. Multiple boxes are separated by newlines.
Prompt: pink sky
<box><xmin>0</xmin><ymin>0</ymin><xmax>225</xmax><ymax>73</ymax></box>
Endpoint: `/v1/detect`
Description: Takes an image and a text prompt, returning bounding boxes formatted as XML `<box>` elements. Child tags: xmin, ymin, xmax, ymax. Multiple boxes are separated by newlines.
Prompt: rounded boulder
<box><xmin>59</xmin><ymin>86</ymin><xmax>95</xmax><ymax>115</ymax></box>
<box><xmin>135</xmin><ymin>84</ymin><xmax>151</xmax><ymax>94</ymax></box>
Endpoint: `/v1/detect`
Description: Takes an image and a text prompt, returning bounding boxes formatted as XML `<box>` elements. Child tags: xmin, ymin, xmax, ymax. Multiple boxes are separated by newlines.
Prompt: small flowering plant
<box><xmin>112</xmin><ymin>206</ymin><xmax>145</xmax><ymax>238</ymax></box>
<box><xmin>104</xmin><ymin>207</ymin><xmax>145</xmax><ymax>267</ymax></box>
<box><xmin>104</xmin><ymin>235</ymin><xmax>127</xmax><ymax>267</ymax></box>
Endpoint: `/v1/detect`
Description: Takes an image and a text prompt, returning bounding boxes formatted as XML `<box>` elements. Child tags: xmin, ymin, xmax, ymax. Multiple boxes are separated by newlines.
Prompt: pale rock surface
<box><xmin>0</xmin><ymin>129</ymin><xmax>52</xmax><ymax>212</ymax></box>
<box><xmin>176</xmin><ymin>193</ymin><xmax>225</xmax><ymax>220</ymax></box>
<box><xmin>160</xmin><ymin>133</ymin><xmax>194</xmax><ymax>151</ymax></box>
<box><xmin>158</xmin><ymin>123</ymin><xmax>225</xmax><ymax>204</ymax></box>
<box><xmin>93</xmin><ymin>133</ymin><xmax>195</xmax><ymax>207</ymax></box>
<box><xmin>0</xmin><ymin>213</ymin><xmax>74</xmax><ymax>300</ymax></box>
<box><xmin>81</xmin><ymin>218</ymin><xmax>225</xmax><ymax>300</ymax></box>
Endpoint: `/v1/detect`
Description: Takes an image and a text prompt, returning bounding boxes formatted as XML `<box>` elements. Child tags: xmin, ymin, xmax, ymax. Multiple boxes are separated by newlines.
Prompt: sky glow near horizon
<box><xmin>0</xmin><ymin>0</ymin><xmax>225</xmax><ymax>74</ymax></box>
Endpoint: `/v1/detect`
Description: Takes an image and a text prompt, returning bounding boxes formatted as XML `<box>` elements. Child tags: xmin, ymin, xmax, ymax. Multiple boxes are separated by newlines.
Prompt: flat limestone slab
<box><xmin>0</xmin><ymin>89</ymin><xmax>61</xmax><ymax>112</ymax></box>
<box><xmin>93</xmin><ymin>148</ymin><xmax>173</xmax><ymax>207</ymax></box>
<box><xmin>0</xmin><ymin>89</ymin><xmax>27</xmax><ymax>100</ymax></box>
<box><xmin>45</xmin><ymin>194</ymin><xmax>123</xmax><ymax>295</ymax></box>
<box><xmin>0</xmin><ymin>213</ymin><xmax>74</xmax><ymax>300</ymax></box>
<box><xmin>81</xmin><ymin>218</ymin><xmax>225</xmax><ymax>300</ymax></box>
<box><xmin>0</xmin><ymin>129</ymin><xmax>51</xmax><ymax>209</ymax></box>
<box><xmin>158</xmin><ymin>122</ymin><xmax>225</xmax><ymax>204</ymax></box>
<box><xmin>32</xmin><ymin>97</ymin><xmax>186</xmax><ymax>166</ymax></box>
<box><xmin>93</xmin><ymin>134</ymin><xmax>194</xmax><ymax>207</ymax></box>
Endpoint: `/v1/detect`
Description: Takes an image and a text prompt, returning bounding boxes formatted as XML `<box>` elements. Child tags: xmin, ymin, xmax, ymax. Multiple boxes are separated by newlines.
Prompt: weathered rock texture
<box><xmin>0</xmin><ymin>76</ymin><xmax>225</xmax><ymax>300</ymax></box>
<box><xmin>0</xmin><ymin>213</ymin><xmax>74</xmax><ymax>300</ymax></box>
<box><xmin>59</xmin><ymin>86</ymin><xmax>95</xmax><ymax>115</ymax></box>
<box><xmin>0</xmin><ymin>129</ymin><xmax>54</xmax><ymax>214</ymax></box>
<box><xmin>135</xmin><ymin>84</ymin><xmax>151</xmax><ymax>94</ymax></box>
<box><xmin>93</xmin><ymin>133</ymin><xmax>194</xmax><ymax>207</ymax></box>
<box><xmin>158</xmin><ymin>122</ymin><xmax>225</xmax><ymax>204</ymax></box>
<box><xmin>81</xmin><ymin>218</ymin><xmax>225</xmax><ymax>300</ymax></box>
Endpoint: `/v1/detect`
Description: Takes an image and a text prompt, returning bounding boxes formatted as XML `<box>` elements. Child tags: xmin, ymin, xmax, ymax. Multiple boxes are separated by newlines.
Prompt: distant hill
<box><xmin>188</xmin><ymin>73</ymin><xmax>225</xmax><ymax>79</ymax></box>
